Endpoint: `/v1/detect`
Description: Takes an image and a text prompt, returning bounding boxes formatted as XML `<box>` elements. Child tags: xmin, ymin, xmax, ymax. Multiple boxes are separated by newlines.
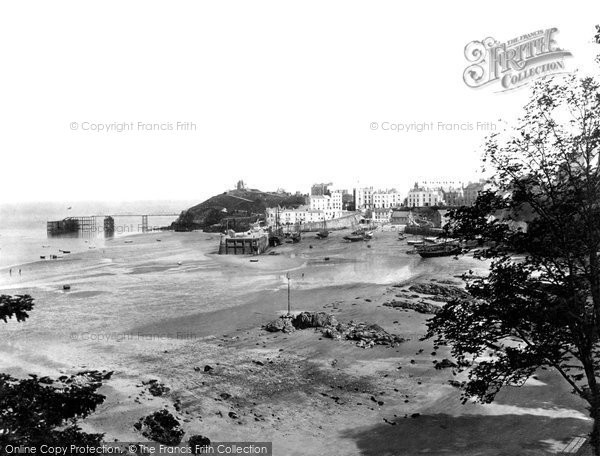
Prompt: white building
<box><xmin>406</xmin><ymin>185</ymin><xmax>444</xmax><ymax>207</ymax></box>
<box><xmin>309</xmin><ymin>195</ymin><xmax>331</xmax><ymax>211</ymax></box>
<box><xmin>353</xmin><ymin>187</ymin><xmax>374</xmax><ymax>210</ymax></box>
<box><xmin>310</xmin><ymin>191</ymin><xmax>344</xmax><ymax>211</ymax></box>
<box><xmin>330</xmin><ymin>190</ymin><xmax>343</xmax><ymax>210</ymax></box>
<box><xmin>372</xmin><ymin>189</ymin><xmax>403</xmax><ymax>208</ymax></box>
<box><xmin>417</xmin><ymin>178</ymin><xmax>467</xmax><ymax>192</ymax></box>
<box><xmin>266</xmin><ymin>207</ymin><xmax>343</xmax><ymax>226</ymax></box>
<box><xmin>372</xmin><ymin>208</ymin><xmax>392</xmax><ymax>224</ymax></box>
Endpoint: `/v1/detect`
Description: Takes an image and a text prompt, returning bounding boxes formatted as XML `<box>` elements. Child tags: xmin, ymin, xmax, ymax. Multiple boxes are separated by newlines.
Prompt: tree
<box><xmin>425</xmin><ymin>72</ymin><xmax>600</xmax><ymax>454</ymax></box>
<box><xmin>0</xmin><ymin>294</ymin><xmax>105</xmax><ymax>446</ymax></box>
<box><xmin>0</xmin><ymin>294</ymin><xmax>34</xmax><ymax>323</ymax></box>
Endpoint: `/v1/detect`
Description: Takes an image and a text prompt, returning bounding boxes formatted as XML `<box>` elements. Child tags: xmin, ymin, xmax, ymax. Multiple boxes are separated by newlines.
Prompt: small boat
<box><xmin>406</xmin><ymin>239</ymin><xmax>425</xmax><ymax>246</ymax></box>
<box><xmin>63</xmin><ymin>284</ymin><xmax>71</xmax><ymax>290</ymax></box>
<box><xmin>250</xmin><ymin>259</ymin><xmax>259</xmax><ymax>262</ymax></box>
<box><xmin>40</xmin><ymin>256</ymin><xmax>46</xmax><ymax>259</ymax></box>
<box><xmin>316</xmin><ymin>230</ymin><xmax>329</xmax><ymax>239</ymax></box>
<box><xmin>344</xmin><ymin>234</ymin><xmax>366</xmax><ymax>242</ymax></box>
<box><xmin>364</xmin><ymin>231</ymin><xmax>374</xmax><ymax>240</ymax></box>
<box><xmin>423</xmin><ymin>237</ymin><xmax>439</xmax><ymax>244</ymax></box>
<box><xmin>416</xmin><ymin>242</ymin><xmax>462</xmax><ymax>258</ymax></box>
<box><xmin>124</xmin><ymin>240</ymin><xmax>133</xmax><ymax>244</ymax></box>
<box><xmin>60</xmin><ymin>250</ymin><xmax>71</xmax><ymax>254</ymax></box>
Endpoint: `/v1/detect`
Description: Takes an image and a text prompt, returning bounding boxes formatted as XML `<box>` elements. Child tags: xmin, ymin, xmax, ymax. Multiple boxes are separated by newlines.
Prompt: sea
<box><xmin>0</xmin><ymin>200</ymin><xmax>195</xmax><ymax>270</ymax></box>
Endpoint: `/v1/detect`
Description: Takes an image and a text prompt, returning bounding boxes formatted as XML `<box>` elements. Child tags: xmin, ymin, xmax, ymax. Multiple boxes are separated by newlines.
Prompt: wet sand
<box><xmin>0</xmin><ymin>230</ymin><xmax>590</xmax><ymax>455</ymax></box>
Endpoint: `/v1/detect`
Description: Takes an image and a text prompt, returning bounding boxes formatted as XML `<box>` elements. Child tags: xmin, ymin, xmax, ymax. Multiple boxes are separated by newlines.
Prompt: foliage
<box><xmin>0</xmin><ymin>294</ymin><xmax>34</xmax><ymax>323</ymax></box>
<box><xmin>0</xmin><ymin>295</ymin><xmax>106</xmax><ymax>445</ymax></box>
<box><xmin>426</xmin><ymin>72</ymin><xmax>600</xmax><ymax>452</ymax></box>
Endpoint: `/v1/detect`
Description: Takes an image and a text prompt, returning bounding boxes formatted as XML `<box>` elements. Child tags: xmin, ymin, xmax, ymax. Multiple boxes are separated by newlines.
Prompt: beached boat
<box><xmin>316</xmin><ymin>220</ymin><xmax>329</xmax><ymax>239</ymax></box>
<box><xmin>416</xmin><ymin>242</ymin><xmax>461</xmax><ymax>258</ymax></box>
<box><xmin>406</xmin><ymin>239</ymin><xmax>425</xmax><ymax>245</ymax></box>
<box><xmin>343</xmin><ymin>234</ymin><xmax>365</xmax><ymax>242</ymax></box>
<box><xmin>423</xmin><ymin>237</ymin><xmax>439</xmax><ymax>244</ymax></box>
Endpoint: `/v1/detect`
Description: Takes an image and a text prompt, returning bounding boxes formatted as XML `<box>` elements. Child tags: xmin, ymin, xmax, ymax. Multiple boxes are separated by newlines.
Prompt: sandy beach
<box><xmin>0</xmin><ymin>230</ymin><xmax>590</xmax><ymax>455</ymax></box>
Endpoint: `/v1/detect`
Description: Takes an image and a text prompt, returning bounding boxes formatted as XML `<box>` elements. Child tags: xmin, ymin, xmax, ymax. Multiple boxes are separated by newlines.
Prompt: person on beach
<box><xmin>18</xmin><ymin>269</ymin><xmax>21</xmax><ymax>276</ymax></box>
<box><xmin>9</xmin><ymin>268</ymin><xmax>11</xmax><ymax>276</ymax></box>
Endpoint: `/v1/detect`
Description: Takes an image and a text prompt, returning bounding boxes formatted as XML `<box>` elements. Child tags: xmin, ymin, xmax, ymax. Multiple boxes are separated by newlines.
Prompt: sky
<box><xmin>1</xmin><ymin>1</ymin><xmax>600</xmax><ymax>205</ymax></box>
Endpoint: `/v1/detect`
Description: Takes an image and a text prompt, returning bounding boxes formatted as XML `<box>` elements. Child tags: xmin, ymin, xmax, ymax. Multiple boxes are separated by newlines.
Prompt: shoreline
<box><xmin>0</xmin><ymin>230</ymin><xmax>588</xmax><ymax>454</ymax></box>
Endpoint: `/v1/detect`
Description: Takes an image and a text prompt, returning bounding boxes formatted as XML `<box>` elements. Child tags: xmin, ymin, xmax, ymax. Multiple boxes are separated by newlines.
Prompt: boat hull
<box><xmin>344</xmin><ymin>236</ymin><xmax>364</xmax><ymax>242</ymax></box>
<box><xmin>416</xmin><ymin>246</ymin><xmax>461</xmax><ymax>258</ymax></box>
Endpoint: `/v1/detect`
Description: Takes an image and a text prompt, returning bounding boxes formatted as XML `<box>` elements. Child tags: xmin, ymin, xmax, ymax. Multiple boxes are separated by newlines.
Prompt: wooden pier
<box><xmin>46</xmin><ymin>213</ymin><xmax>179</xmax><ymax>235</ymax></box>
<box><xmin>47</xmin><ymin>217</ymin><xmax>96</xmax><ymax>235</ymax></box>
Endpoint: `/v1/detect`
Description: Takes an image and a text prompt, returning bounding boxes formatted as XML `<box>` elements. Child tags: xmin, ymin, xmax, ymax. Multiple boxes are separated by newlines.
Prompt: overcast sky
<box><xmin>1</xmin><ymin>1</ymin><xmax>599</xmax><ymax>204</ymax></box>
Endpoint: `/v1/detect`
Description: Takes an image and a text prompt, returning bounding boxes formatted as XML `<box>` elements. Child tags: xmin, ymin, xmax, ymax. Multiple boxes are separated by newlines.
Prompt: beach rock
<box><xmin>67</xmin><ymin>370</ymin><xmax>105</xmax><ymax>388</ymax></box>
<box><xmin>143</xmin><ymin>379</ymin><xmax>170</xmax><ymax>397</ymax></box>
<box><xmin>264</xmin><ymin>313</ymin><xmax>405</xmax><ymax>348</ymax></box>
<box><xmin>189</xmin><ymin>435</ymin><xmax>211</xmax><ymax>454</ymax></box>
<box><xmin>292</xmin><ymin>311</ymin><xmax>337</xmax><ymax>329</ymax></box>
<box><xmin>264</xmin><ymin>317</ymin><xmax>295</xmax><ymax>333</ymax></box>
<box><xmin>203</xmin><ymin>365</ymin><xmax>213</xmax><ymax>372</ymax></box>
<box><xmin>102</xmin><ymin>371</ymin><xmax>114</xmax><ymax>380</ymax></box>
<box><xmin>408</xmin><ymin>283</ymin><xmax>470</xmax><ymax>301</ymax></box>
<box><xmin>321</xmin><ymin>327</ymin><xmax>342</xmax><ymax>339</ymax></box>
<box><xmin>134</xmin><ymin>409</ymin><xmax>184</xmax><ymax>445</ymax></box>
<box><xmin>264</xmin><ymin>318</ymin><xmax>285</xmax><ymax>332</ymax></box>
<box><xmin>383</xmin><ymin>299</ymin><xmax>440</xmax><ymax>314</ymax></box>
<box><xmin>343</xmin><ymin>323</ymin><xmax>406</xmax><ymax>347</ymax></box>
<box><xmin>434</xmin><ymin>358</ymin><xmax>458</xmax><ymax>369</ymax></box>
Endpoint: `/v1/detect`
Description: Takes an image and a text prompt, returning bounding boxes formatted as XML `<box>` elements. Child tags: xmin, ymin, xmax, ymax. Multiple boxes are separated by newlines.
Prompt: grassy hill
<box><xmin>172</xmin><ymin>188</ymin><xmax>306</xmax><ymax>231</ymax></box>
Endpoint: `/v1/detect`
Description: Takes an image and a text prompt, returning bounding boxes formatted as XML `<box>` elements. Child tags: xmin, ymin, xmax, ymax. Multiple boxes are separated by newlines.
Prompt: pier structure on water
<box><xmin>46</xmin><ymin>213</ymin><xmax>180</xmax><ymax>236</ymax></box>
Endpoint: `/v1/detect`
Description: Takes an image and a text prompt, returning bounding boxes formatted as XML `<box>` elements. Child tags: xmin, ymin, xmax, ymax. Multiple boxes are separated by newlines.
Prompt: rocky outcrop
<box><xmin>264</xmin><ymin>312</ymin><xmax>337</xmax><ymax>333</ymax></box>
<box><xmin>189</xmin><ymin>435</ymin><xmax>211</xmax><ymax>454</ymax></box>
<box><xmin>264</xmin><ymin>317</ymin><xmax>295</xmax><ymax>333</ymax></box>
<box><xmin>264</xmin><ymin>312</ymin><xmax>406</xmax><ymax>348</ymax></box>
<box><xmin>383</xmin><ymin>299</ymin><xmax>440</xmax><ymax>314</ymax></box>
<box><xmin>293</xmin><ymin>311</ymin><xmax>338</xmax><ymax>329</ymax></box>
<box><xmin>142</xmin><ymin>379</ymin><xmax>170</xmax><ymax>397</ymax></box>
<box><xmin>173</xmin><ymin>189</ymin><xmax>305</xmax><ymax>231</ymax></box>
<box><xmin>134</xmin><ymin>409</ymin><xmax>184</xmax><ymax>445</ymax></box>
<box><xmin>408</xmin><ymin>283</ymin><xmax>470</xmax><ymax>301</ymax></box>
<box><xmin>325</xmin><ymin>322</ymin><xmax>406</xmax><ymax>348</ymax></box>
<box><xmin>433</xmin><ymin>358</ymin><xmax>458</xmax><ymax>369</ymax></box>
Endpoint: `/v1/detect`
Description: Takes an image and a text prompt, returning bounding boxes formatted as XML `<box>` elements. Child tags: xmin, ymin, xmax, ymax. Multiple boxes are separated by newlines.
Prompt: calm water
<box><xmin>0</xmin><ymin>201</ymin><xmax>193</xmax><ymax>269</ymax></box>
